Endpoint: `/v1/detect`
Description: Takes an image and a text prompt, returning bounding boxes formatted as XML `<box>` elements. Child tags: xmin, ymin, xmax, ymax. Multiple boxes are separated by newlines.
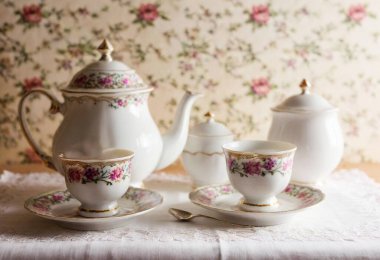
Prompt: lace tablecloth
<box><xmin>0</xmin><ymin>169</ymin><xmax>380</xmax><ymax>259</ymax></box>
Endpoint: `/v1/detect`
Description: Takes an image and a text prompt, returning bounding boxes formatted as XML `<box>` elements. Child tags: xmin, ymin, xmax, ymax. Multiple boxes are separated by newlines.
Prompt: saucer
<box><xmin>189</xmin><ymin>183</ymin><xmax>324</xmax><ymax>226</ymax></box>
<box><xmin>25</xmin><ymin>187</ymin><xmax>163</xmax><ymax>231</ymax></box>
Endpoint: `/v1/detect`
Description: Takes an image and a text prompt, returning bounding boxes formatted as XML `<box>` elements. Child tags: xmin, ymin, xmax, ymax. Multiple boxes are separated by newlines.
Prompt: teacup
<box><xmin>223</xmin><ymin>140</ymin><xmax>296</xmax><ymax>211</ymax></box>
<box><xmin>59</xmin><ymin>149</ymin><xmax>134</xmax><ymax>218</ymax></box>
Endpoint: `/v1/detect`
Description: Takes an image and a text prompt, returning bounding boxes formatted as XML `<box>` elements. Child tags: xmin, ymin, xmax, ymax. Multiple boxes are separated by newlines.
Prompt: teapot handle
<box><xmin>18</xmin><ymin>88</ymin><xmax>64</xmax><ymax>170</ymax></box>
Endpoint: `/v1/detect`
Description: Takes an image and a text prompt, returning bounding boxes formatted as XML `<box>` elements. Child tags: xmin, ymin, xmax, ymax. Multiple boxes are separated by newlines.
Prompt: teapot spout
<box><xmin>156</xmin><ymin>90</ymin><xmax>203</xmax><ymax>170</ymax></box>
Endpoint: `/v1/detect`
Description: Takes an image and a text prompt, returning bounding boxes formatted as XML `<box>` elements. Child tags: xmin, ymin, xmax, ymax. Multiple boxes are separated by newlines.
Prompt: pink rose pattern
<box><xmin>52</xmin><ymin>194</ymin><xmax>64</xmax><ymax>201</ymax></box>
<box><xmin>70</xmin><ymin>73</ymin><xmax>138</xmax><ymax>89</ymax></box>
<box><xmin>64</xmin><ymin>161</ymin><xmax>131</xmax><ymax>185</ymax></box>
<box><xmin>122</xmin><ymin>78</ymin><xmax>129</xmax><ymax>85</ymax></box>
<box><xmin>30</xmin><ymin>189</ymin><xmax>156</xmax><ymax>214</ymax></box>
<box><xmin>242</xmin><ymin>160</ymin><xmax>261</xmax><ymax>175</ymax></box>
<box><xmin>282</xmin><ymin>158</ymin><xmax>293</xmax><ymax>171</ymax></box>
<box><xmin>98</xmin><ymin>76</ymin><xmax>113</xmax><ymax>86</ymax></box>
<box><xmin>250</xmin><ymin>5</ymin><xmax>270</xmax><ymax>25</ymax></box>
<box><xmin>22</xmin><ymin>4</ymin><xmax>42</xmax><ymax>24</ymax></box>
<box><xmin>196</xmin><ymin>184</ymin><xmax>320</xmax><ymax>206</ymax></box>
<box><xmin>31</xmin><ymin>191</ymin><xmax>72</xmax><ymax>213</ymax></box>
<box><xmin>226</xmin><ymin>155</ymin><xmax>293</xmax><ymax>177</ymax></box>
<box><xmin>251</xmin><ymin>77</ymin><xmax>271</xmax><ymax>96</ymax></box>
<box><xmin>67</xmin><ymin>166</ymin><xmax>84</xmax><ymax>183</ymax></box>
<box><xmin>197</xmin><ymin>184</ymin><xmax>235</xmax><ymax>204</ymax></box>
<box><xmin>109</xmin><ymin>94</ymin><xmax>147</xmax><ymax>109</ymax></box>
<box><xmin>284</xmin><ymin>184</ymin><xmax>321</xmax><ymax>205</ymax></box>
<box><xmin>124</xmin><ymin>188</ymin><xmax>147</xmax><ymax>201</ymax></box>
<box><xmin>110</xmin><ymin>167</ymin><xmax>123</xmax><ymax>181</ymax></box>
<box><xmin>138</xmin><ymin>4</ymin><xmax>159</xmax><ymax>22</ymax></box>
<box><xmin>132</xmin><ymin>3</ymin><xmax>167</xmax><ymax>27</ymax></box>
<box><xmin>23</xmin><ymin>77</ymin><xmax>43</xmax><ymax>92</ymax></box>
<box><xmin>348</xmin><ymin>4</ymin><xmax>366</xmax><ymax>22</ymax></box>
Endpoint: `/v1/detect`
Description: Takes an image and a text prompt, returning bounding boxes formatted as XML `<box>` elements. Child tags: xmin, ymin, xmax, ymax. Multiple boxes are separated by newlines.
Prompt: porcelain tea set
<box><xmin>19</xmin><ymin>40</ymin><xmax>342</xmax><ymax>229</ymax></box>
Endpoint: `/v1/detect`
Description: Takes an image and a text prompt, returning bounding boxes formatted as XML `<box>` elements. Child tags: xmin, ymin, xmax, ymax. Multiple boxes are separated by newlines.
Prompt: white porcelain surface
<box><xmin>188</xmin><ymin>112</ymin><xmax>233</xmax><ymax>137</ymax></box>
<box><xmin>59</xmin><ymin>149</ymin><xmax>134</xmax><ymax>218</ymax></box>
<box><xmin>18</xmin><ymin>40</ymin><xmax>202</xmax><ymax>186</ymax></box>
<box><xmin>24</xmin><ymin>187</ymin><xmax>163</xmax><ymax>231</ymax></box>
<box><xmin>268</xmin><ymin>79</ymin><xmax>344</xmax><ymax>185</ymax></box>
<box><xmin>272</xmin><ymin>80</ymin><xmax>333</xmax><ymax>113</ymax></box>
<box><xmin>223</xmin><ymin>140</ymin><xmax>296</xmax><ymax>209</ymax></box>
<box><xmin>189</xmin><ymin>183</ymin><xmax>325</xmax><ymax>226</ymax></box>
<box><xmin>182</xmin><ymin>113</ymin><xmax>233</xmax><ymax>187</ymax></box>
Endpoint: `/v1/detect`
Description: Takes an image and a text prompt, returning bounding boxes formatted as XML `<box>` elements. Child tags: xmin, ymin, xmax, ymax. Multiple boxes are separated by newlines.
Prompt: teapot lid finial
<box><xmin>300</xmin><ymin>79</ymin><xmax>311</xmax><ymax>94</ymax></box>
<box><xmin>204</xmin><ymin>111</ymin><xmax>215</xmax><ymax>122</ymax></box>
<box><xmin>97</xmin><ymin>39</ymin><xmax>114</xmax><ymax>61</ymax></box>
<box><xmin>272</xmin><ymin>78</ymin><xmax>335</xmax><ymax>113</ymax></box>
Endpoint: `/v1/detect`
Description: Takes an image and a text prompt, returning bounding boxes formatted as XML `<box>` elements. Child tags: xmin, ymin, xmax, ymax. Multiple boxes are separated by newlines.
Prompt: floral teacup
<box><xmin>59</xmin><ymin>149</ymin><xmax>134</xmax><ymax>218</ymax></box>
<box><xmin>223</xmin><ymin>140</ymin><xmax>296</xmax><ymax>211</ymax></box>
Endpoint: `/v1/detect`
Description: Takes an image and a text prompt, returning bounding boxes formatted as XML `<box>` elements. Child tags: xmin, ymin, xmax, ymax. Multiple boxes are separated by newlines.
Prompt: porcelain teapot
<box><xmin>267</xmin><ymin>79</ymin><xmax>344</xmax><ymax>185</ymax></box>
<box><xmin>18</xmin><ymin>39</ymin><xmax>202</xmax><ymax>186</ymax></box>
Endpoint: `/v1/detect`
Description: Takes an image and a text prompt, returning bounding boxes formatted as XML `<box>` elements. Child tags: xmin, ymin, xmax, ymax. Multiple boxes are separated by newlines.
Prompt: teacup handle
<box><xmin>18</xmin><ymin>88</ymin><xmax>64</xmax><ymax>170</ymax></box>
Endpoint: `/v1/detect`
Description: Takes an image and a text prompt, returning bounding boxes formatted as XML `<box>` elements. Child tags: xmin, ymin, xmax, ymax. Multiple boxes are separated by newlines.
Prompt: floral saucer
<box><xmin>25</xmin><ymin>187</ymin><xmax>163</xmax><ymax>231</ymax></box>
<box><xmin>189</xmin><ymin>183</ymin><xmax>324</xmax><ymax>226</ymax></box>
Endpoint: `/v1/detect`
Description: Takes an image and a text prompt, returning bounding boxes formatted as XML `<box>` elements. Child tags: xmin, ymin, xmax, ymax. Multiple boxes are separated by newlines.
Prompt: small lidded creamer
<box><xmin>182</xmin><ymin>112</ymin><xmax>234</xmax><ymax>187</ymax></box>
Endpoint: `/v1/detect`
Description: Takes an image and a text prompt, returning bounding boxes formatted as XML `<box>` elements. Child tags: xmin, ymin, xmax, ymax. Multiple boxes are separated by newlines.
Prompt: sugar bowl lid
<box><xmin>272</xmin><ymin>79</ymin><xmax>336</xmax><ymax>113</ymax></box>
<box><xmin>64</xmin><ymin>39</ymin><xmax>147</xmax><ymax>92</ymax></box>
<box><xmin>190</xmin><ymin>112</ymin><xmax>233</xmax><ymax>137</ymax></box>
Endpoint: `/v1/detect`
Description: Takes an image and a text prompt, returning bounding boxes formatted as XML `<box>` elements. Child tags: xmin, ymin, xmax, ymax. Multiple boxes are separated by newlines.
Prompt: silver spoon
<box><xmin>168</xmin><ymin>208</ymin><xmax>252</xmax><ymax>227</ymax></box>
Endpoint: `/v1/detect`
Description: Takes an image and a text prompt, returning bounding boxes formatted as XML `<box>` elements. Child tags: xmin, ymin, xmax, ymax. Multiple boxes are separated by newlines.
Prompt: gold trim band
<box><xmin>64</xmin><ymin>93</ymin><xmax>149</xmax><ymax>104</ymax></box>
<box><xmin>79</xmin><ymin>206</ymin><xmax>119</xmax><ymax>213</ymax></box>
<box><xmin>240</xmin><ymin>200</ymin><xmax>278</xmax><ymax>207</ymax></box>
<box><xmin>60</xmin><ymin>159</ymin><xmax>130</xmax><ymax>167</ymax></box>
<box><xmin>224</xmin><ymin>150</ymin><xmax>294</xmax><ymax>159</ymax></box>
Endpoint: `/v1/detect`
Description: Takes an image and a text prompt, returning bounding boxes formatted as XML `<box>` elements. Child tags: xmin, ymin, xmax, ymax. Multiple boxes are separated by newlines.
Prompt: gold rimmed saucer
<box><xmin>24</xmin><ymin>187</ymin><xmax>163</xmax><ymax>231</ymax></box>
<box><xmin>189</xmin><ymin>183</ymin><xmax>324</xmax><ymax>226</ymax></box>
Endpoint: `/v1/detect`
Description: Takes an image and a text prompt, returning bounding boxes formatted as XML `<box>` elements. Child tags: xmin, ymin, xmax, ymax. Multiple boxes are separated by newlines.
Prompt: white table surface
<box><xmin>0</xmin><ymin>170</ymin><xmax>380</xmax><ymax>260</ymax></box>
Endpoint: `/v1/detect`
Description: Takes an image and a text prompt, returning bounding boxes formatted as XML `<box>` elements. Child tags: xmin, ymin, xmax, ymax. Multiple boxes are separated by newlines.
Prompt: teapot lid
<box><xmin>190</xmin><ymin>112</ymin><xmax>233</xmax><ymax>137</ymax></box>
<box><xmin>272</xmin><ymin>79</ymin><xmax>335</xmax><ymax>113</ymax></box>
<box><xmin>64</xmin><ymin>39</ymin><xmax>148</xmax><ymax>92</ymax></box>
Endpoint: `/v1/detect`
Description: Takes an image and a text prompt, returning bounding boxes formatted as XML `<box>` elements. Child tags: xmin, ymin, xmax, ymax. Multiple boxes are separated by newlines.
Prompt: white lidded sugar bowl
<box><xmin>267</xmin><ymin>79</ymin><xmax>344</xmax><ymax>185</ymax></box>
<box><xmin>18</xmin><ymin>39</ymin><xmax>202</xmax><ymax>186</ymax></box>
<box><xmin>182</xmin><ymin>112</ymin><xmax>234</xmax><ymax>187</ymax></box>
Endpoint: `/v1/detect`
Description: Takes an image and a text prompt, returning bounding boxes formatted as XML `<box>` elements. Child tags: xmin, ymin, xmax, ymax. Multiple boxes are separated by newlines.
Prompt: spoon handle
<box><xmin>196</xmin><ymin>214</ymin><xmax>252</xmax><ymax>227</ymax></box>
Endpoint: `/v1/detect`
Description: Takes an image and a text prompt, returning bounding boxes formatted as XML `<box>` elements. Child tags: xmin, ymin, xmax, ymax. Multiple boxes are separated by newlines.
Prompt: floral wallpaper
<box><xmin>0</xmin><ymin>0</ymin><xmax>379</xmax><ymax>165</ymax></box>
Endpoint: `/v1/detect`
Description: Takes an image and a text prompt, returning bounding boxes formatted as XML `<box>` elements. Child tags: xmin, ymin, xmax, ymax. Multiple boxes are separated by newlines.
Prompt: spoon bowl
<box><xmin>169</xmin><ymin>208</ymin><xmax>194</xmax><ymax>221</ymax></box>
<box><xmin>168</xmin><ymin>208</ymin><xmax>252</xmax><ymax>227</ymax></box>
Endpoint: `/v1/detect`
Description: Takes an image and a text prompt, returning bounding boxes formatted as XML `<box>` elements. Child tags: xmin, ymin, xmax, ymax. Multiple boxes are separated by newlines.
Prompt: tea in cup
<box><xmin>59</xmin><ymin>149</ymin><xmax>134</xmax><ymax>218</ymax></box>
<box><xmin>223</xmin><ymin>140</ymin><xmax>296</xmax><ymax>211</ymax></box>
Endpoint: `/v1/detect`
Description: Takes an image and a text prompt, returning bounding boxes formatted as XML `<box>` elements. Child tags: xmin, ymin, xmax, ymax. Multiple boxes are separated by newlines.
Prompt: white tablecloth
<box><xmin>0</xmin><ymin>169</ymin><xmax>379</xmax><ymax>260</ymax></box>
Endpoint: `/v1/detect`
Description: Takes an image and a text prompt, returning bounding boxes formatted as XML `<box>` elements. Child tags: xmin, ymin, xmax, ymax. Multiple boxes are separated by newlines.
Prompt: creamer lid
<box><xmin>272</xmin><ymin>79</ymin><xmax>335</xmax><ymax>113</ymax></box>
<box><xmin>190</xmin><ymin>112</ymin><xmax>233</xmax><ymax>137</ymax></box>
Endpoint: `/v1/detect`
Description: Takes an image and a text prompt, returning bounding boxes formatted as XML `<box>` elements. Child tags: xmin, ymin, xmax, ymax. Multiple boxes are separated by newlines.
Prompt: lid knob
<box><xmin>204</xmin><ymin>111</ymin><xmax>215</xmax><ymax>122</ymax></box>
<box><xmin>189</xmin><ymin>111</ymin><xmax>232</xmax><ymax>137</ymax></box>
<box><xmin>299</xmin><ymin>79</ymin><xmax>311</xmax><ymax>94</ymax></box>
<box><xmin>97</xmin><ymin>39</ymin><xmax>114</xmax><ymax>61</ymax></box>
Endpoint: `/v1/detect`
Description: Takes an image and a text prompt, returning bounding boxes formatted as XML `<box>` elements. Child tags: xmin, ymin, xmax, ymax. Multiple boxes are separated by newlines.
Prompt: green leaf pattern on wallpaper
<box><xmin>0</xmin><ymin>0</ymin><xmax>379</xmax><ymax>164</ymax></box>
